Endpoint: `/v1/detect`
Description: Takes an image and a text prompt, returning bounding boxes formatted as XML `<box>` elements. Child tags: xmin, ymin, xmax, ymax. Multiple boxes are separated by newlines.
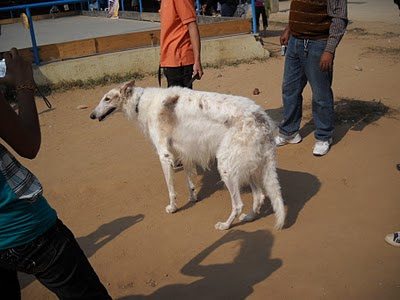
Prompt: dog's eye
<box><xmin>104</xmin><ymin>97</ymin><xmax>111</xmax><ymax>102</ymax></box>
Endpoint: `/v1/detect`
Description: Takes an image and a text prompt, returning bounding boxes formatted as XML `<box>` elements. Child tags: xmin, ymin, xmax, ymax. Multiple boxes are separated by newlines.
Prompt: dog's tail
<box><xmin>262</xmin><ymin>152</ymin><xmax>286</xmax><ymax>230</ymax></box>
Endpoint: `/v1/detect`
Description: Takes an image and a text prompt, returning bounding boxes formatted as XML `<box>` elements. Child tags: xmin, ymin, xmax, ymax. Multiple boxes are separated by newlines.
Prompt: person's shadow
<box><xmin>118</xmin><ymin>229</ymin><xmax>282</xmax><ymax>300</ymax></box>
<box><xmin>267</xmin><ymin>98</ymin><xmax>396</xmax><ymax>146</ymax></box>
<box><xmin>19</xmin><ymin>214</ymin><xmax>144</xmax><ymax>288</ymax></box>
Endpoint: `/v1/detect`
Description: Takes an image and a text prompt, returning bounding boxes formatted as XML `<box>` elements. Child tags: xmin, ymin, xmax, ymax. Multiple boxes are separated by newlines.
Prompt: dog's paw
<box><xmin>239</xmin><ymin>212</ymin><xmax>256</xmax><ymax>222</ymax></box>
<box><xmin>189</xmin><ymin>194</ymin><xmax>198</xmax><ymax>203</ymax></box>
<box><xmin>214</xmin><ymin>222</ymin><xmax>230</xmax><ymax>230</ymax></box>
<box><xmin>274</xmin><ymin>221</ymin><xmax>284</xmax><ymax>230</ymax></box>
<box><xmin>165</xmin><ymin>204</ymin><xmax>177</xmax><ymax>214</ymax></box>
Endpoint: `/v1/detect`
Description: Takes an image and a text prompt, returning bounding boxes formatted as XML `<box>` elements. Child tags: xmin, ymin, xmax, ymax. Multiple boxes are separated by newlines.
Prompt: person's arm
<box><xmin>280</xmin><ymin>25</ymin><xmax>290</xmax><ymax>46</ymax></box>
<box><xmin>320</xmin><ymin>0</ymin><xmax>348</xmax><ymax>72</ymax></box>
<box><xmin>0</xmin><ymin>48</ymin><xmax>41</xmax><ymax>159</ymax></box>
<box><xmin>187</xmin><ymin>21</ymin><xmax>203</xmax><ymax>79</ymax></box>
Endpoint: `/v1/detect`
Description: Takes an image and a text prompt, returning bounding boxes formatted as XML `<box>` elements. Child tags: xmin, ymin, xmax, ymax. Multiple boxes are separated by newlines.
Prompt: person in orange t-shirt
<box><xmin>160</xmin><ymin>0</ymin><xmax>203</xmax><ymax>88</ymax></box>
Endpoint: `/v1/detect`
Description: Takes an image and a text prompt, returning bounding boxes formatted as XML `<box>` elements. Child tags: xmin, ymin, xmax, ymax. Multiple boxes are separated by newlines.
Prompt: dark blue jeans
<box><xmin>0</xmin><ymin>219</ymin><xmax>111</xmax><ymax>300</ymax></box>
<box><xmin>221</xmin><ymin>3</ymin><xmax>236</xmax><ymax>17</ymax></box>
<box><xmin>279</xmin><ymin>36</ymin><xmax>334</xmax><ymax>141</ymax></box>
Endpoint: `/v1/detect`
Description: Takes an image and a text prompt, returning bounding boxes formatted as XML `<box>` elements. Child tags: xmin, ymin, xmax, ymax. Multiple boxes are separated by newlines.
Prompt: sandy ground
<box><xmin>12</xmin><ymin>2</ymin><xmax>400</xmax><ymax>299</ymax></box>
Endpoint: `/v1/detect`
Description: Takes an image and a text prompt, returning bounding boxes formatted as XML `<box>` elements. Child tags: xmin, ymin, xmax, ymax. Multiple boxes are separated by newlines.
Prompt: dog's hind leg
<box><xmin>239</xmin><ymin>178</ymin><xmax>264</xmax><ymax>222</ymax></box>
<box><xmin>215</xmin><ymin>176</ymin><xmax>243</xmax><ymax>230</ymax></box>
<box><xmin>184</xmin><ymin>167</ymin><xmax>198</xmax><ymax>203</ymax></box>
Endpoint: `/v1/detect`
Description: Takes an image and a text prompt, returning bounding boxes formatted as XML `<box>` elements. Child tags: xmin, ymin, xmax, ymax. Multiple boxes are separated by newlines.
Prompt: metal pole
<box><xmin>87</xmin><ymin>1</ymin><xmax>90</xmax><ymax>10</ymax></box>
<box><xmin>251</xmin><ymin>0</ymin><xmax>257</xmax><ymax>34</ymax></box>
<box><xmin>0</xmin><ymin>1</ymin><xmax>89</xmax><ymax>12</ymax></box>
<box><xmin>138</xmin><ymin>0</ymin><xmax>142</xmax><ymax>13</ymax></box>
<box><xmin>196</xmin><ymin>0</ymin><xmax>201</xmax><ymax>15</ymax></box>
<box><xmin>25</xmin><ymin>7</ymin><xmax>40</xmax><ymax>65</ymax></box>
<box><xmin>80</xmin><ymin>1</ymin><xmax>83</xmax><ymax>11</ymax></box>
<box><xmin>121</xmin><ymin>0</ymin><xmax>125</xmax><ymax>11</ymax></box>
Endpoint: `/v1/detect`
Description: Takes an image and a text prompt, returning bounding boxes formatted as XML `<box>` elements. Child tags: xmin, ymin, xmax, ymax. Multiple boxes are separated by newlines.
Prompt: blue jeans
<box><xmin>221</xmin><ymin>4</ymin><xmax>236</xmax><ymax>17</ymax></box>
<box><xmin>279</xmin><ymin>36</ymin><xmax>334</xmax><ymax>141</ymax></box>
<box><xmin>0</xmin><ymin>219</ymin><xmax>111</xmax><ymax>300</ymax></box>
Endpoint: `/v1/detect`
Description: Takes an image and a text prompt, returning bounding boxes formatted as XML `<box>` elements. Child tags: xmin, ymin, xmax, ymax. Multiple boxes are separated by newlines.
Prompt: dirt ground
<box><xmin>18</xmin><ymin>5</ymin><xmax>399</xmax><ymax>300</ymax></box>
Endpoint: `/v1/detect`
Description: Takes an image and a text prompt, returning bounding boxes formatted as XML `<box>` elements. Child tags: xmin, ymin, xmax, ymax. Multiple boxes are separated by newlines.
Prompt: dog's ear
<box><xmin>120</xmin><ymin>80</ymin><xmax>136</xmax><ymax>97</ymax></box>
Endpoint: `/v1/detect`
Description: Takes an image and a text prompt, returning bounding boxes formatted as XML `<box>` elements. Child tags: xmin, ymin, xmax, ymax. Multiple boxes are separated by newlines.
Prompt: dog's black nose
<box><xmin>90</xmin><ymin>113</ymin><xmax>96</xmax><ymax>119</ymax></box>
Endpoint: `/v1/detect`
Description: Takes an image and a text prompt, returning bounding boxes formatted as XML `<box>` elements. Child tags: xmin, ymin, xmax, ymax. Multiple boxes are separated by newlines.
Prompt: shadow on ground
<box><xmin>301</xmin><ymin>98</ymin><xmax>397</xmax><ymax>144</ymax></box>
<box><xmin>117</xmin><ymin>229</ymin><xmax>281</xmax><ymax>300</ymax></box>
<box><xmin>266</xmin><ymin>98</ymin><xmax>397</xmax><ymax>145</ymax></box>
<box><xmin>192</xmin><ymin>163</ymin><xmax>320</xmax><ymax>229</ymax></box>
<box><xmin>19</xmin><ymin>214</ymin><xmax>144</xmax><ymax>289</ymax></box>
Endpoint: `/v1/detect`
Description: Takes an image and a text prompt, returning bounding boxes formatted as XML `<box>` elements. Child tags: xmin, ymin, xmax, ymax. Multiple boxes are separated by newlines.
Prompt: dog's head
<box><xmin>90</xmin><ymin>80</ymin><xmax>135</xmax><ymax>122</ymax></box>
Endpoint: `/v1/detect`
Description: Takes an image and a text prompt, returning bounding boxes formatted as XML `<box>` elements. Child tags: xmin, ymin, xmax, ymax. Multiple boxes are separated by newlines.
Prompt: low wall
<box><xmin>33</xmin><ymin>34</ymin><xmax>269</xmax><ymax>86</ymax></box>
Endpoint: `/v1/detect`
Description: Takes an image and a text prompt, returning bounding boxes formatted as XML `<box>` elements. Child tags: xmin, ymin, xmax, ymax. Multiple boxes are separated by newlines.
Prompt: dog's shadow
<box><xmin>18</xmin><ymin>214</ymin><xmax>144</xmax><ymax>289</ymax></box>
<box><xmin>117</xmin><ymin>229</ymin><xmax>281</xmax><ymax>300</ymax></box>
<box><xmin>194</xmin><ymin>163</ymin><xmax>320</xmax><ymax>229</ymax></box>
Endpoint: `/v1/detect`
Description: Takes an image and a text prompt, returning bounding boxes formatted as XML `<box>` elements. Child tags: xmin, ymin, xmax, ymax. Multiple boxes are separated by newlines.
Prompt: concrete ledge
<box><xmin>33</xmin><ymin>34</ymin><xmax>269</xmax><ymax>86</ymax></box>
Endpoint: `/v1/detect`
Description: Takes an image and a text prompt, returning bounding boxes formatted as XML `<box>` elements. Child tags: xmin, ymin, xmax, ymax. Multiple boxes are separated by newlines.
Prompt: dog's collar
<box><xmin>134</xmin><ymin>88</ymin><xmax>144</xmax><ymax>115</ymax></box>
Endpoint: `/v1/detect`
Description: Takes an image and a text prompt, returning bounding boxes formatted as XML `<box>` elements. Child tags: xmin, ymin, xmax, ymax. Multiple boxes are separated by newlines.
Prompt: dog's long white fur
<box><xmin>91</xmin><ymin>81</ymin><xmax>286</xmax><ymax>230</ymax></box>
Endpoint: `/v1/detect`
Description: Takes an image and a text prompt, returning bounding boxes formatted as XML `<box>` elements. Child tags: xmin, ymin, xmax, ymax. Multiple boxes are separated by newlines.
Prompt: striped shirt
<box><xmin>289</xmin><ymin>0</ymin><xmax>348</xmax><ymax>53</ymax></box>
<box><xmin>0</xmin><ymin>143</ymin><xmax>57</xmax><ymax>250</ymax></box>
<box><xmin>326</xmin><ymin>0</ymin><xmax>348</xmax><ymax>53</ymax></box>
<box><xmin>0</xmin><ymin>144</ymin><xmax>43</xmax><ymax>202</ymax></box>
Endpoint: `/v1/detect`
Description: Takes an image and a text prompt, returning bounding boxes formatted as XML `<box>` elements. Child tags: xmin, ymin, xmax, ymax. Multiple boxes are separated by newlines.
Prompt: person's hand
<box><xmin>320</xmin><ymin>51</ymin><xmax>334</xmax><ymax>72</ymax></box>
<box><xmin>0</xmin><ymin>48</ymin><xmax>35</xmax><ymax>87</ymax></box>
<box><xmin>193</xmin><ymin>62</ymin><xmax>203</xmax><ymax>80</ymax></box>
<box><xmin>280</xmin><ymin>26</ymin><xmax>290</xmax><ymax>46</ymax></box>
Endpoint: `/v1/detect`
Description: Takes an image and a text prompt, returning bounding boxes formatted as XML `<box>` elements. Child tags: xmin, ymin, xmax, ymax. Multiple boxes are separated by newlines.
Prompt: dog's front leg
<box><xmin>159</xmin><ymin>152</ymin><xmax>178</xmax><ymax>213</ymax></box>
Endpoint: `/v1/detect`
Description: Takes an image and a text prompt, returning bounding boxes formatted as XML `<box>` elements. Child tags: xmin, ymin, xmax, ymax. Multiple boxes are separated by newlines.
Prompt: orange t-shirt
<box><xmin>160</xmin><ymin>0</ymin><xmax>197</xmax><ymax>67</ymax></box>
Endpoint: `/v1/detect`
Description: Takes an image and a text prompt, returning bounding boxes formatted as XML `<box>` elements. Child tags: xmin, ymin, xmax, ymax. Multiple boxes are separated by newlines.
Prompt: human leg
<box><xmin>34</xmin><ymin>220</ymin><xmax>111</xmax><ymax>299</ymax></box>
<box><xmin>261</xmin><ymin>6</ymin><xmax>268</xmax><ymax>30</ymax></box>
<box><xmin>279</xmin><ymin>37</ymin><xmax>308</xmax><ymax>138</ymax></box>
<box><xmin>181</xmin><ymin>65</ymin><xmax>194</xmax><ymax>89</ymax></box>
<box><xmin>221</xmin><ymin>4</ymin><xmax>235</xmax><ymax>17</ymax></box>
<box><xmin>304</xmin><ymin>39</ymin><xmax>334</xmax><ymax>142</ymax></box>
<box><xmin>0</xmin><ymin>267</ymin><xmax>21</xmax><ymax>300</ymax></box>
<box><xmin>164</xmin><ymin>65</ymin><xmax>193</xmax><ymax>88</ymax></box>
<box><xmin>255</xmin><ymin>6</ymin><xmax>262</xmax><ymax>31</ymax></box>
<box><xmin>0</xmin><ymin>219</ymin><xmax>111</xmax><ymax>300</ymax></box>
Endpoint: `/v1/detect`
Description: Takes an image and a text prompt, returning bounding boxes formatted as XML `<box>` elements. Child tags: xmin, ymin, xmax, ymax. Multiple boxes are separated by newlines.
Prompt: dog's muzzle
<box><xmin>90</xmin><ymin>107</ymin><xmax>116</xmax><ymax>122</ymax></box>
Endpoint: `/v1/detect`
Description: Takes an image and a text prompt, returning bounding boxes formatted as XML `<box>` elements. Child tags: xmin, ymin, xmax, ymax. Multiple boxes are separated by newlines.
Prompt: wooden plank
<box><xmin>198</xmin><ymin>19</ymin><xmax>250</xmax><ymax>37</ymax></box>
<box><xmin>95</xmin><ymin>30</ymin><xmax>161</xmax><ymax>53</ymax></box>
<box><xmin>17</xmin><ymin>19</ymin><xmax>250</xmax><ymax>64</ymax></box>
<box><xmin>57</xmin><ymin>39</ymin><xmax>97</xmax><ymax>59</ymax></box>
<box><xmin>38</xmin><ymin>44</ymin><xmax>60</xmax><ymax>62</ymax></box>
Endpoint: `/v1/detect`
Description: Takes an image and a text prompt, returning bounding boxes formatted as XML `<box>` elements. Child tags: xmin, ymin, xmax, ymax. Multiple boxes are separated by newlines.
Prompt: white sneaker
<box><xmin>312</xmin><ymin>138</ymin><xmax>333</xmax><ymax>156</ymax></box>
<box><xmin>275</xmin><ymin>133</ymin><xmax>302</xmax><ymax>147</ymax></box>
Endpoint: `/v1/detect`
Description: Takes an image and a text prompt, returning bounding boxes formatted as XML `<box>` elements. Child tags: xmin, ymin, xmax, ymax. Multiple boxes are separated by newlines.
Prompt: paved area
<box><xmin>0</xmin><ymin>15</ymin><xmax>160</xmax><ymax>52</ymax></box>
<box><xmin>1</xmin><ymin>0</ymin><xmax>398</xmax><ymax>52</ymax></box>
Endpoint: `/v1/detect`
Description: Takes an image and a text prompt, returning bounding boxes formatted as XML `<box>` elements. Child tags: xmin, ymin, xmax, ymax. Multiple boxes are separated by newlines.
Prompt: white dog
<box><xmin>90</xmin><ymin>81</ymin><xmax>285</xmax><ymax>230</ymax></box>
